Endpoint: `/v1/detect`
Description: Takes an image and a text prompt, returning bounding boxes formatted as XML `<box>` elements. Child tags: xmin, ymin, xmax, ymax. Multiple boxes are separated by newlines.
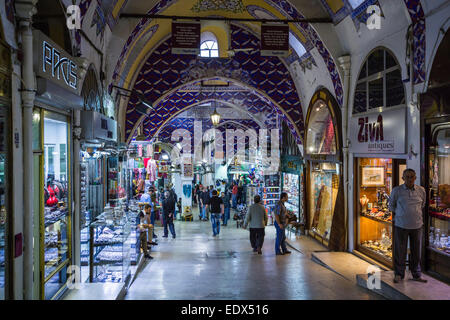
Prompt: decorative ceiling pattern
<box><xmin>138</xmin><ymin>89</ymin><xmax>280</xmax><ymax>140</ymax></box>
<box><xmin>126</xmin><ymin>24</ymin><xmax>304</xmax><ymax>144</ymax></box>
<box><xmin>404</xmin><ymin>0</ymin><xmax>425</xmax><ymax>84</ymax></box>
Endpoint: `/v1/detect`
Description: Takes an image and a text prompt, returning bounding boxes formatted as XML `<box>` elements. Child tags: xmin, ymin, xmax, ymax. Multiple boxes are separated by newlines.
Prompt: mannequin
<box><xmin>147</xmin><ymin>156</ymin><xmax>157</xmax><ymax>182</ymax></box>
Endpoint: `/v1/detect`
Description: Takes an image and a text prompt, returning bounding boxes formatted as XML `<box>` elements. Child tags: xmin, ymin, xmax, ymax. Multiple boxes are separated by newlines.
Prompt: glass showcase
<box><xmin>282</xmin><ymin>172</ymin><xmax>304</xmax><ymax>224</ymax></box>
<box><xmin>308</xmin><ymin>162</ymin><xmax>339</xmax><ymax>241</ymax></box>
<box><xmin>427</xmin><ymin>127</ymin><xmax>450</xmax><ymax>255</ymax></box>
<box><xmin>356</xmin><ymin>158</ymin><xmax>394</xmax><ymax>265</ymax></box>
<box><xmin>42</xmin><ymin>111</ymin><xmax>71</xmax><ymax>300</ymax></box>
<box><xmin>0</xmin><ymin>105</ymin><xmax>9</xmax><ymax>300</ymax></box>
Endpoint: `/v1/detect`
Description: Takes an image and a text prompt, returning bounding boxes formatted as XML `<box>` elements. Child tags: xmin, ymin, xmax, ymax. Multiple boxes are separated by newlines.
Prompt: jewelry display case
<box><xmin>89</xmin><ymin>207</ymin><xmax>132</xmax><ymax>285</ymax></box>
<box><xmin>355</xmin><ymin>158</ymin><xmax>404</xmax><ymax>268</ymax></box>
<box><xmin>425</xmin><ymin>123</ymin><xmax>450</xmax><ymax>282</ymax></box>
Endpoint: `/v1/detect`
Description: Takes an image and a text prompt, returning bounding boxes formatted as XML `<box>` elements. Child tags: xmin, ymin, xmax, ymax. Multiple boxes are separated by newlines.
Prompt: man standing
<box><xmin>221</xmin><ymin>190</ymin><xmax>231</xmax><ymax>226</ymax></box>
<box><xmin>199</xmin><ymin>186</ymin><xmax>210</xmax><ymax>221</ymax></box>
<box><xmin>244</xmin><ymin>195</ymin><xmax>268</xmax><ymax>254</ymax></box>
<box><xmin>162</xmin><ymin>191</ymin><xmax>176</xmax><ymax>239</ymax></box>
<box><xmin>139</xmin><ymin>187</ymin><xmax>152</xmax><ymax>203</ymax></box>
<box><xmin>232</xmin><ymin>183</ymin><xmax>238</xmax><ymax>209</ymax></box>
<box><xmin>389</xmin><ymin>168</ymin><xmax>427</xmax><ymax>283</ymax></box>
<box><xmin>274</xmin><ymin>192</ymin><xmax>291</xmax><ymax>255</ymax></box>
<box><xmin>209</xmin><ymin>190</ymin><xmax>224</xmax><ymax>237</ymax></box>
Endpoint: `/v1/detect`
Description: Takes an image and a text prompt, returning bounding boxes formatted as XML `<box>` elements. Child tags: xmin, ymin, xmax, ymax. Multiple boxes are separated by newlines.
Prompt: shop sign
<box><xmin>33</xmin><ymin>30</ymin><xmax>79</xmax><ymax>95</ymax></box>
<box><xmin>171</xmin><ymin>22</ymin><xmax>200</xmax><ymax>55</ymax></box>
<box><xmin>260</xmin><ymin>24</ymin><xmax>289</xmax><ymax>57</ymax></box>
<box><xmin>349</xmin><ymin>107</ymin><xmax>406</xmax><ymax>154</ymax></box>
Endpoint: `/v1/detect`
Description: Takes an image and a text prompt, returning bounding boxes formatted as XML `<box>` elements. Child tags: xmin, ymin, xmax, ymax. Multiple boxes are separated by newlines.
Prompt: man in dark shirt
<box><xmin>162</xmin><ymin>191</ymin><xmax>176</xmax><ymax>238</ymax></box>
<box><xmin>199</xmin><ymin>187</ymin><xmax>210</xmax><ymax>221</ymax></box>
<box><xmin>274</xmin><ymin>192</ymin><xmax>291</xmax><ymax>255</ymax></box>
<box><xmin>209</xmin><ymin>190</ymin><xmax>224</xmax><ymax>237</ymax></box>
<box><xmin>221</xmin><ymin>190</ymin><xmax>231</xmax><ymax>226</ymax></box>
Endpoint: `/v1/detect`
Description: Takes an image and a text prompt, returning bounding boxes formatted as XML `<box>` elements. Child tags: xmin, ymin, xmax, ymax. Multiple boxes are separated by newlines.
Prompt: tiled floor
<box><xmin>125</xmin><ymin>211</ymin><xmax>383</xmax><ymax>300</ymax></box>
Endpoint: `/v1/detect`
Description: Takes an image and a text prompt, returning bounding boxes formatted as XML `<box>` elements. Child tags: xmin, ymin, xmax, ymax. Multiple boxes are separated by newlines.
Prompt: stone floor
<box><xmin>124</xmin><ymin>210</ymin><xmax>383</xmax><ymax>300</ymax></box>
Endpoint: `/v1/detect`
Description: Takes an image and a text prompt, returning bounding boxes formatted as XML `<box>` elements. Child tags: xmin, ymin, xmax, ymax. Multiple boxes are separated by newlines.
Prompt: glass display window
<box><xmin>0</xmin><ymin>104</ymin><xmax>9</xmax><ymax>300</ymax></box>
<box><xmin>308</xmin><ymin>162</ymin><xmax>340</xmax><ymax>241</ymax></box>
<box><xmin>42</xmin><ymin>111</ymin><xmax>71</xmax><ymax>299</ymax></box>
<box><xmin>427</xmin><ymin>126</ymin><xmax>450</xmax><ymax>256</ymax></box>
<box><xmin>306</xmin><ymin>100</ymin><xmax>336</xmax><ymax>155</ymax></box>
<box><xmin>356</xmin><ymin>158</ymin><xmax>395</xmax><ymax>266</ymax></box>
<box><xmin>282</xmin><ymin>172</ymin><xmax>303</xmax><ymax>224</ymax></box>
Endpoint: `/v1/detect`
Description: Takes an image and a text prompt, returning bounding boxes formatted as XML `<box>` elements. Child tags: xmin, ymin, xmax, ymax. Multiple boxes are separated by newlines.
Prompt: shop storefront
<box><xmin>349</xmin><ymin>48</ymin><xmax>407</xmax><ymax>268</ymax></box>
<box><xmin>32</xmin><ymin>30</ymin><xmax>83</xmax><ymax>299</ymax></box>
<box><xmin>0</xmin><ymin>34</ymin><xmax>11</xmax><ymax>300</ymax></box>
<box><xmin>420</xmin><ymin>29</ymin><xmax>450</xmax><ymax>283</ymax></box>
<box><xmin>281</xmin><ymin>155</ymin><xmax>304</xmax><ymax>225</ymax></box>
<box><xmin>304</xmin><ymin>89</ymin><xmax>344</xmax><ymax>249</ymax></box>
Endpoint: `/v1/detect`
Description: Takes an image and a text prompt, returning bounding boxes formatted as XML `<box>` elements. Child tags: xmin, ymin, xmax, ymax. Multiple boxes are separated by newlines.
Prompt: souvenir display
<box><xmin>282</xmin><ymin>172</ymin><xmax>304</xmax><ymax>225</ymax></box>
<box><xmin>356</xmin><ymin>158</ymin><xmax>395</xmax><ymax>265</ymax></box>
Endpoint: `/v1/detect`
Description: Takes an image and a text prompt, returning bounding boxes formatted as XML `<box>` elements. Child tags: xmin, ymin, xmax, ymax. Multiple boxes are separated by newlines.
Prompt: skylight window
<box><xmin>348</xmin><ymin>0</ymin><xmax>366</xmax><ymax>9</ymax></box>
<box><xmin>200</xmin><ymin>40</ymin><xmax>219</xmax><ymax>58</ymax></box>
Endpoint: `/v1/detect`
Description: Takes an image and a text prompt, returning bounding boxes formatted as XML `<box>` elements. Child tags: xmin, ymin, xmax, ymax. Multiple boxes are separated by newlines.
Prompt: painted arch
<box><xmin>125</xmin><ymin>24</ymin><xmax>304</xmax><ymax>144</ymax></box>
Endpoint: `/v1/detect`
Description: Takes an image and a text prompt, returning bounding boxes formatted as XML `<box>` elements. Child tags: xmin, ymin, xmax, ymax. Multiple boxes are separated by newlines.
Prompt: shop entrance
<box><xmin>354</xmin><ymin>157</ymin><xmax>405</xmax><ymax>268</ymax></box>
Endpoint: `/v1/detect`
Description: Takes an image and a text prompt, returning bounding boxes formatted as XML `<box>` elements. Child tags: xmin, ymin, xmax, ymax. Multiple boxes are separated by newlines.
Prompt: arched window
<box><xmin>353</xmin><ymin>48</ymin><xmax>405</xmax><ymax>114</ymax></box>
<box><xmin>200</xmin><ymin>32</ymin><xmax>219</xmax><ymax>58</ymax></box>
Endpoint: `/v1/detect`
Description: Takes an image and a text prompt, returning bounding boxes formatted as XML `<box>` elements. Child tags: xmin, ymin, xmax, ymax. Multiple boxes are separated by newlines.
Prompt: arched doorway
<box><xmin>304</xmin><ymin>88</ymin><xmax>345</xmax><ymax>251</ymax></box>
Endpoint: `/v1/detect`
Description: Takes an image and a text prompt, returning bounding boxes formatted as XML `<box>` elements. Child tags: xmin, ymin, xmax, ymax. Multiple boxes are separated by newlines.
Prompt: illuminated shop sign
<box><xmin>349</xmin><ymin>107</ymin><xmax>406</xmax><ymax>154</ymax></box>
<box><xmin>33</xmin><ymin>30</ymin><xmax>79</xmax><ymax>94</ymax></box>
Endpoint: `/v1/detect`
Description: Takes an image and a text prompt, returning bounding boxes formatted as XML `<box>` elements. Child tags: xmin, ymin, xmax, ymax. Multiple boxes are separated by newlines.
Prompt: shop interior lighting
<box><xmin>162</xmin><ymin>154</ymin><xmax>169</xmax><ymax>160</ymax></box>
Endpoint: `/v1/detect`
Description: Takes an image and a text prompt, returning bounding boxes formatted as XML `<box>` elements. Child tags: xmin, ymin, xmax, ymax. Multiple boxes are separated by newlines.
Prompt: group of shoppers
<box><xmin>137</xmin><ymin>185</ymin><xmax>179</xmax><ymax>259</ymax></box>
<box><xmin>138</xmin><ymin>168</ymin><xmax>428</xmax><ymax>284</ymax></box>
<box><xmin>196</xmin><ymin>184</ymin><xmax>232</xmax><ymax>226</ymax></box>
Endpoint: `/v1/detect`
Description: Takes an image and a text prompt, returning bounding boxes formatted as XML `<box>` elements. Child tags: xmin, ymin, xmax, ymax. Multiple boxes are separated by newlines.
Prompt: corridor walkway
<box><xmin>125</xmin><ymin>216</ymin><xmax>383</xmax><ymax>300</ymax></box>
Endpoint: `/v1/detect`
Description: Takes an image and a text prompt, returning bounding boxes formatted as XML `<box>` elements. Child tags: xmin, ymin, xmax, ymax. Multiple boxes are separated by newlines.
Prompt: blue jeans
<box><xmin>274</xmin><ymin>221</ymin><xmax>287</xmax><ymax>254</ymax></box>
<box><xmin>211</xmin><ymin>213</ymin><xmax>221</xmax><ymax>235</ymax></box>
<box><xmin>163</xmin><ymin>214</ymin><xmax>176</xmax><ymax>237</ymax></box>
<box><xmin>223</xmin><ymin>207</ymin><xmax>230</xmax><ymax>225</ymax></box>
<box><xmin>150</xmin><ymin>211</ymin><xmax>156</xmax><ymax>238</ymax></box>
<box><xmin>200</xmin><ymin>205</ymin><xmax>207</xmax><ymax>219</ymax></box>
<box><xmin>232</xmin><ymin>194</ymin><xmax>237</xmax><ymax>208</ymax></box>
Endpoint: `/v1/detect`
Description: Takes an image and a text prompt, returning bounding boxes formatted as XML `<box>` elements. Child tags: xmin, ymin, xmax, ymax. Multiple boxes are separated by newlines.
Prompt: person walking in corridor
<box><xmin>244</xmin><ymin>195</ymin><xmax>268</xmax><ymax>254</ymax></box>
<box><xmin>389</xmin><ymin>168</ymin><xmax>427</xmax><ymax>283</ymax></box>
<box><xmin>209</xmin><ymin>190</ymin><xmax>224</xmax><ymax>237</ymax></box>
<box><xmin>199</xmin><ymin>186</ymin><xmax>210</xmax><ymax>221</ymax></box>
<box><xmin>232</xmin><ymin>183</ymin><xmax>238</xmax><ymax>209</ymax></box>
<box><xmin>221</xmin><ymin>190</ymin><xmax>231</xmax><ymax>226</ymax></box>
<box><xmin>274</xmin><ymin>192</ymin><xmax>291</xmax><ymax>255</ymax></box>
<box><xmin>162</xmin><ymin>191</ymin><xmax>176</xmax><ymax>239</ymax></box>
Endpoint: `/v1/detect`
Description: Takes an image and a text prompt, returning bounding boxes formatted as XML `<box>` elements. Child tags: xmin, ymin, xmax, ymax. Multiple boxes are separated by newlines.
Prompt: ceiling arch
<box><xmin>125</xmin><ymin>25</ymin><xmax>304</xmax><ymax>144</ymax></box>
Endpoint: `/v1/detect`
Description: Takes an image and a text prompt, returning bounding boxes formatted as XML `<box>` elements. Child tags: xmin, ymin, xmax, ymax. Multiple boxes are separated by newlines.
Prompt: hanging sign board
<box><xmin>171</xmin><ymin>22</ymin><xmax>201</xmax><ymax>55</ymax></box>
<box><xmin>260</xmin><ymin>24</ymin><xmax>290</xmax><ymax>57</ymax></box>
<box><xmin>348</xmin><ymin>107</ymin><xmax>406</xmax><ymax>154</ymax></box>
<box><xmin>33</xmin><ymin>30</ymin><xmax>79</xmax><ymax>95</ymax></box>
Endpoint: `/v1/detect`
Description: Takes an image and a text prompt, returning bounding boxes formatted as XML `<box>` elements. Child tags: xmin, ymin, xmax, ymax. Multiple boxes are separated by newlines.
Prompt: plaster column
<box><xmin>15</xmin><ymin>0</ymin><xmax>37</xmax><ymax>300</ymax></box>
<box><xmin>338</xmin><ymin>55</ymin><xmax>351</xmax><ymax>251</ymax></box>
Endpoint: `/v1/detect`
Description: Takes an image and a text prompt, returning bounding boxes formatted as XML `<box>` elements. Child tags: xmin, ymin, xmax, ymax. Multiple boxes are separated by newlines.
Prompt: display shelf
<box><xmin>360</xmin><ymin>213</ymin><xmax>392</xmax><ymax>226</ymax></box>
<box><xmin>427</xmin><ymin>246</ymin><xmax>450</xmax><ymax>257</ymax></box>
<box><xmin>428</xmin><ymin>210</ymin><xmax>450</xmax><ymax>221</ymax></box>
<box><xmin>108</xmin><ymin>197</ymin><xmax>127</xmax><ymax>202</ymax></box>
<box><xmin>359</xmin><ymin>244</ymin><xmax>392</xmax><ymax>261</ymax></box>
<box><xmin>44</xmin><ymin>212</ymin><xmax>69</xmax><ymax>228</ymax></box>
